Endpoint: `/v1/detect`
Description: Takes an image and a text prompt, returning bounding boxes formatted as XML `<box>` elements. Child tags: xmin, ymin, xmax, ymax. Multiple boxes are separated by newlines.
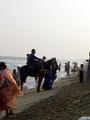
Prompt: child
<box><xmin>79</xmin><ymin>64</ymin><xmax>84</xmax><ymax>83</ymax></box>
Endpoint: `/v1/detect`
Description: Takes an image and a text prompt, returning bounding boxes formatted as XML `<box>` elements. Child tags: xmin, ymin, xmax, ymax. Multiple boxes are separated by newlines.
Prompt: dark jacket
<box><xmin>28</xmin><ymin>54</ymin><xmax>41</xmax><ymax>63</ymax></box>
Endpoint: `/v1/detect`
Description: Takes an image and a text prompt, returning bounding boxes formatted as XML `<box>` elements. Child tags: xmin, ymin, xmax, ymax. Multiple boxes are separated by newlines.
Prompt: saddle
<box><xmin>27</xmin><ymin>62</ymin><xmax>47</xmax><ymax>75</ymax></box>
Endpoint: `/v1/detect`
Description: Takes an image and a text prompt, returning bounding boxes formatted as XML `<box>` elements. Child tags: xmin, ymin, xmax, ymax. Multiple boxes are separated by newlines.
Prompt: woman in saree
<box><xmin>0</xmin><ymin>62</ymin><xmax>23</xmax><ymax>118</ymax></box>
<box><xmin>0</xmin><ymin>71</ymin><xmax>8</xmax><ymax>115</ymax></box>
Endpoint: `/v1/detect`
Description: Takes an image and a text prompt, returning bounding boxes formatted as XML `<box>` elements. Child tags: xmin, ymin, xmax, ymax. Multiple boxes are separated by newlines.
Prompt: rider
<box><xmin>27</xmin><ymin>49</ymin><xmax>42</xmax><ymax>72</ymax></box>
<box><xmin>26</xmin><ymin>54</ymin><xmax>30</xmax><ymax>65</ymax></box>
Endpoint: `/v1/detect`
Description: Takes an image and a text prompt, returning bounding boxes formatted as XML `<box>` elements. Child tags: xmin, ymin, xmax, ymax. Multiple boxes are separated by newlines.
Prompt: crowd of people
<box><xmin>0</xmin><ymin>49</ymin><xmax>90</xmax><ymax>118</ymax></box>
<box><xmin>0</xmin><ymin>49</ymin><xmax>56</xmax><ymax>118</ymax></box>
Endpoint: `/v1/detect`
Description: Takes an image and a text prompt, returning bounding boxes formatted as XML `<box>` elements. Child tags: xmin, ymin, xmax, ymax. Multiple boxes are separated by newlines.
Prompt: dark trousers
<box><xmin>79</xmin><ymin>71</ymin><xmax>84</xmax><ymax>83</ymax></box>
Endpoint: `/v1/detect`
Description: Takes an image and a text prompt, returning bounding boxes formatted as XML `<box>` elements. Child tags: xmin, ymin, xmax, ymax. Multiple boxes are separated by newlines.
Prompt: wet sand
<box><xmin>1</xmin><ymin>72</ymin><xmax>89</xmax><ymax>120</ymax></box>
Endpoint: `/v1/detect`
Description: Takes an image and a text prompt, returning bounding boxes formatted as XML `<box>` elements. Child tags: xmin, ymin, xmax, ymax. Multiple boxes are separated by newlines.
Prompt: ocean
<box><xmin>0</xmin><ymin>56</ymin><xmax>85</xmax><ymax>89</ymax></box>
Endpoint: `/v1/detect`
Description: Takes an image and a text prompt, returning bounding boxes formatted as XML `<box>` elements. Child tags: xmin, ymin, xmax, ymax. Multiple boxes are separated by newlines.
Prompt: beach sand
<box><xmin>1</xmin><ymin>72</ymin><xmax>90</xmax><ymax>120</ymax></box>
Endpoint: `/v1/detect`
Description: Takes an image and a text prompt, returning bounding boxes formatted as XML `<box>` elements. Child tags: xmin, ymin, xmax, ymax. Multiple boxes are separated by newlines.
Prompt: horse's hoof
<box><xmin>37</xmin><ymin>89</ymin><xmax>40</xmax><ymax>92</ymax></box>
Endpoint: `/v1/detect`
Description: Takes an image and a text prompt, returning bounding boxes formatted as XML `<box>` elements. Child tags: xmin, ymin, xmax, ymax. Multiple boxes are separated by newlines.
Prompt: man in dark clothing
<box><xmin>27</xmin><ymin>49</ymin><xmax>42</xmax><ymax>72</ymax></box>
<box><xmin>79</xmin><ymin>64</ymin><xmax>84</xmax><ymax>83</ymax></box>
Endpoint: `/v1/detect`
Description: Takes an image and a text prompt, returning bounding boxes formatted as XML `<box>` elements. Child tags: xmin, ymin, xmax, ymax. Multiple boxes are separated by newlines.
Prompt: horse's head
<box><xmin>52</xmin><ymin>58</ymin><xmax>58</xmax><ymax>71</ymax></box>
<box><xmin>44</xmin><ymin>58</ymin><xmax>58</xmax><ymax>72</ymax></box>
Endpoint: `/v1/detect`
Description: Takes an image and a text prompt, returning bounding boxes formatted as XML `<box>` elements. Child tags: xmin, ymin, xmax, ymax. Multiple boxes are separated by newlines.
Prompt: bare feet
<box><xmin>2</xmin><ymin>114</ymin><xmax>9</xmax><ymax>119</ymax></box>
<box><xmin>9</xmin><ymin>110</ymin><xmax>14</xmax><ymax>115</ymax></box>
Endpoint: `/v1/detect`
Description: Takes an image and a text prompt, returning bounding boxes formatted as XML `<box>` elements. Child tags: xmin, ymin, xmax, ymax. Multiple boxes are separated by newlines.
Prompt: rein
<box><xmin>52</xmin><ymin>59</ymin><xmax>57</xmax><ymax>69</ymax></box>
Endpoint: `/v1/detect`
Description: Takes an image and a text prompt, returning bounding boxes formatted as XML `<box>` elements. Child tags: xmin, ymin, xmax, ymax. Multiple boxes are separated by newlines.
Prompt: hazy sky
<box><xmin>0</xmin><ymin>0</ymin><xmax>90</xmax><ymax>59</ymax></box>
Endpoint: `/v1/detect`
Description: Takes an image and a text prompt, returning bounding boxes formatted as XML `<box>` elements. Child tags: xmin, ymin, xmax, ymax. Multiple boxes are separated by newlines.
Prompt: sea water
<box><xmin>78</xmin><ymin>117</ymin><xmax>90</xmax><ymax>120</ymax></box>
<box><xmin>0</xmin><ymin>56</ymin><xmax>85</xmax><ymax>89</ymax></box>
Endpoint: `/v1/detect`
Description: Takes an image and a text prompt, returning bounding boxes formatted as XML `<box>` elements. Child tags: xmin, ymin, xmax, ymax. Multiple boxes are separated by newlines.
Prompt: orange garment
<box><xmin>0</xmin><ymin>72</ymin><xmax>8</xmax><ymax>112</ymax></box>
<box><xmin>2</xmin><ymin>69</ymin><xmax>23</xmax><ymax>109</ymax></box>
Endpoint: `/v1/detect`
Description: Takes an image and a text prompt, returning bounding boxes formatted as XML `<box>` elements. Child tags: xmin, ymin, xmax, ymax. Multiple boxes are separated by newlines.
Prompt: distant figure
<box><xmin>16</xmin><ymin>66</ymin><xmax>21</xmax><ymax>86</ymax></box>
<box><xmin>79</xmin><ymin>64</ymin><xmax>84</xmax><ymax>83</ymax></box>
<box><xmin>65</xmin><ymin>62</ymin><xmax>70</xmax><ymax>76</ymax></box>
<box><xmin>67</xmin><ymin>61</ymin><xmax>70</xmax><ymax>76</ymax></box>
<box><xmin>71</xmin><ymin>62</ymin><xmax>78</xmax><ymax>72</ymax></box>
<box><xmin>27</xmin><ymin>49</ymin><xmax>42</xmax><ymax>72</ymax></box>
<box><xmin>87</xmin><ymin>52</ymin><xmax>90</xmax><ymax>81</ymax></box>
<box><xmin>58</xmin><ymin>63</ymin><xmax>61</xmax><ymax>72</ymax></box>
<box><xmin>65</xmin><ymin>63</ymin><xmax>67</xmax><ymax>72</ymax></box>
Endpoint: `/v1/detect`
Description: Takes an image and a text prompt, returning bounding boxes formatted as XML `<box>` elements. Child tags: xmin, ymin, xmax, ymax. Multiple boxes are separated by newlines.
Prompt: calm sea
<box><xmin>0</xmin><ymin>56</ymin><xmax>85</xmax><ymax>89</ymax></box>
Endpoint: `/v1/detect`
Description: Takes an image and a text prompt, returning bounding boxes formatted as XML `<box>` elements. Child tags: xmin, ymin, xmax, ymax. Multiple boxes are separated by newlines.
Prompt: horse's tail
<box><xmin>20</xmin><ymin>65</ymin><xmax>28</xmax><ymax>90</ymax></box>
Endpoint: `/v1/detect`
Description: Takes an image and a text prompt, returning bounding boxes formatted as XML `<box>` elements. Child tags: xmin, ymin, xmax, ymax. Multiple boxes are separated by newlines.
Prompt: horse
<box><xmin>20</xmin><ymin>58</ymin><xmax>59</xmax><ymax>92</ymax></box>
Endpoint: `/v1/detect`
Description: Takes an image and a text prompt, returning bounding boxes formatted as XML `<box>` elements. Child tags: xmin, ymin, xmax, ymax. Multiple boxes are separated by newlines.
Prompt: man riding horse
<box><xmin>27</xmin><ymin>49</ymin><xmax>43</xmax><ymax>73</ymax></box>
<box><xmin>20</xmin><ymin>49</ymin><xmax>59</xmax><ymax>91</ymax></box>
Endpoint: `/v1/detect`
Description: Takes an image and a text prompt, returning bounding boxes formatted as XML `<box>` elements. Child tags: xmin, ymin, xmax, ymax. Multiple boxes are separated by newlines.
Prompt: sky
<box><xmin>0</xmin><ymin>0</ymin><xmax>90</xmax><ymax>60</ymax></box>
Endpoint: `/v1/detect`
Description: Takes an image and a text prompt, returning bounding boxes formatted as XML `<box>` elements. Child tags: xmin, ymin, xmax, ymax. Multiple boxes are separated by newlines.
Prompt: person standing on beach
<box><xmin>12</xmin><ymin>67</ymin><xmax>21</xmax><ymax>86</ymax></box>
<box><xmin>65</xmin><ymin>61</ymin><xmax>70</xmax><ymax>76</ymax></box>
<box><xmin>0</xmin><ymin>62</ymin><xmax>23</xmax><ymax>118</ymax></box>
<box><xmin>16</xmin><ymin>66</ymin><xmax>21</xmax><ymax>86</ymax></box>
<box><xmin>58</xmin><ymin>63</ymin><xmax>61</xmax><ymax>72</ymax></box>
<box><xmin>87</xmin><ymin>52</ymin><xmax>90</xmax><ymax>81</ymax></box>
<box><xmin>79</xmin><ymin>64</ymin><xmax>84</xmax><ymax>83</ymax></box>
<box><xmin>65</xmin><ymin>63</ymin><xmax>67</xmax><ymax>72</ymax></box>
<box><xmin>67</xmin><ymin>61</ymin><xmax>70</xmax><ymax>76</ymax></box>
<box><xmin>35</xmin><ymin>56</ymin><xmax>47</xmax><ymax>86</ymax></box>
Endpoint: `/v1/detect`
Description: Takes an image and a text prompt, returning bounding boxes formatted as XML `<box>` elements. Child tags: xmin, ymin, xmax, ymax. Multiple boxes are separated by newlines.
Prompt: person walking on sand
<box><xmin>79</xmin><ymin>64</ymin><xmax>84</xmax><ymax>83</ymax></box>
<box><xmin>0</xmin><ymin>62</ymin><xmax>23</xmax><ymax>118</ymax></box>
<box><xmin>65</xmin><ymin>62</ymin><xmax>70</xmax><ymax>76</ymax></box>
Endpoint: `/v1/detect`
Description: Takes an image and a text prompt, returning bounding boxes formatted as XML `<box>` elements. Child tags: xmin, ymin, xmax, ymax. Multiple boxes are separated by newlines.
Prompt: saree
<box><xmin>43</xmin><ymin>71</ymin><xmax>52</xmax><ymax>90</ymax></box>
<box><xmin>1</xmin><ymin>69</ymin><xmax>22</xmax><ymax>109</ymax></box>
<box><xmin>0</xmin><ymin>72</ymin><xmax>8</xmax><ymax>112</ymax></box>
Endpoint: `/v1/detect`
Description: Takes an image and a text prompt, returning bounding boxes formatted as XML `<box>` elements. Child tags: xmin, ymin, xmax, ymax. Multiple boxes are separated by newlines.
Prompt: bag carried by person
<box><xmin>0</xmin><ymin>79</ymin><xmax>9</xmax><ymax>89</ymax></box>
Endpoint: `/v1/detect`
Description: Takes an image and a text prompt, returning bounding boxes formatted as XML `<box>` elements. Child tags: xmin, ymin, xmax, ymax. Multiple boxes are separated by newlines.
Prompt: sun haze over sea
<box><xmin>0</xmin><ymin>0</ymin><xmax>90</xmax><ymax>60</ymax></box>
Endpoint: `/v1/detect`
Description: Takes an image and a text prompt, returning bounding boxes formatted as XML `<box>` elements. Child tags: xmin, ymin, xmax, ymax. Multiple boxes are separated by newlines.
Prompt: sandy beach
<box><xmin>1</xmin><ymin>72</ymin><xmax>90</xmax><ymax>120</ymax></box>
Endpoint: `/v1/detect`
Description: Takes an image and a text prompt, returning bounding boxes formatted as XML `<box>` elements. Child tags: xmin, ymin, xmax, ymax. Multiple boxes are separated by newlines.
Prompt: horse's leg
<box><xmin>35</xmin><ymin>76</ymin><xmax>38</xmax><ymax>86</ymax></box>
<box><xmin>37</xmin><ymin>76</ymin><xmax>42</xmax><ymax>92</ymax></box>
<box><xmin>21</xmin><ymin>79</ymin><xmax>23</xmax><ymax>91</ymax></box>
<box><xmin>51</xmin><ymin>80</ymin><xmax>53</xmax><ymax>86</ymax></box>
